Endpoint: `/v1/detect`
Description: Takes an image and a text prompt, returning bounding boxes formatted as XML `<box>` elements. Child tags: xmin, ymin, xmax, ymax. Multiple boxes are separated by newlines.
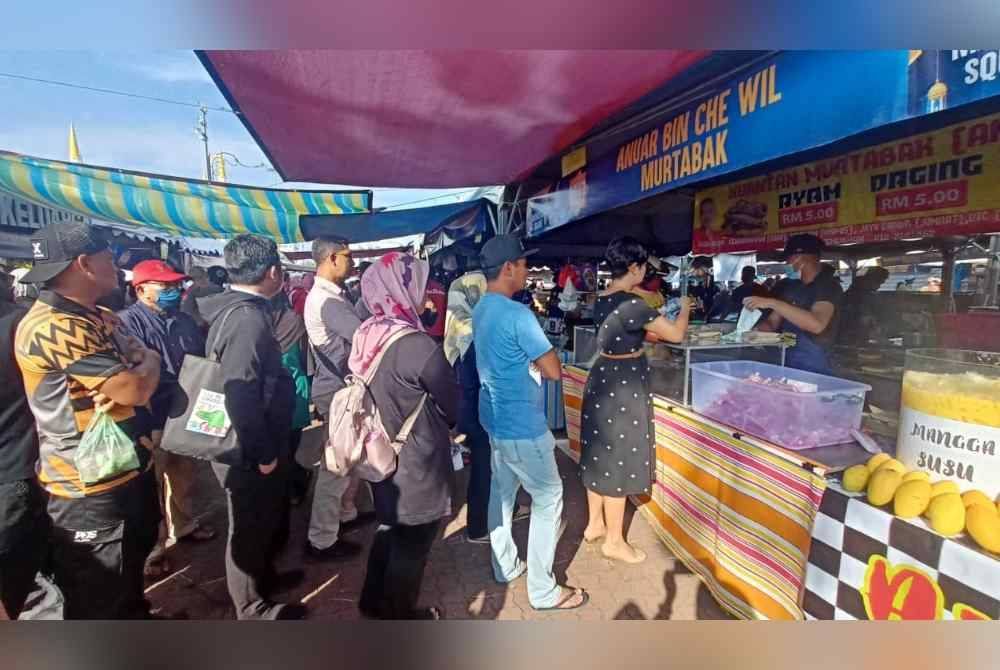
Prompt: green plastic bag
<box><xmin>75</xmin><ymin>410</ymin><xmax>141</xmax><ymax>486</ymax></box>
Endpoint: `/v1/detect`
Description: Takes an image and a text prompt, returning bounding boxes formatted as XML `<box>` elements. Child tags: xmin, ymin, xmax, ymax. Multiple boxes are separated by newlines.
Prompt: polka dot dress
<box><xmin>579</xmin><ymin>292</ymin><xmax>658</xmax><ymax>497</ymax></box>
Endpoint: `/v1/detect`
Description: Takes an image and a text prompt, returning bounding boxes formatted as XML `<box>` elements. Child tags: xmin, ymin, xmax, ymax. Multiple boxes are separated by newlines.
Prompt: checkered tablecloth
<box><xmin>803</xmin><ymin>483</ymin><xmax>1000</xmax><ymax>620</ymax></box>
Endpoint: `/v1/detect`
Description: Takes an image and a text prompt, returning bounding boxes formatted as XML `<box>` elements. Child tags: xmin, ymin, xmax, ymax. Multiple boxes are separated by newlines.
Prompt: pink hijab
<box><xmin>348</xmin><ymin>252</ymin><xmax>429</xmax><ymax>377</ymax></box>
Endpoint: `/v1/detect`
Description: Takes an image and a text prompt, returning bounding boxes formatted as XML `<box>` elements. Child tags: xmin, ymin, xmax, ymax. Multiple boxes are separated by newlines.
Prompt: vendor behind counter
<box><xmin>745</xmin><ymin>234</ymin><xmax>843</xmax><ymax>375</ymax></box>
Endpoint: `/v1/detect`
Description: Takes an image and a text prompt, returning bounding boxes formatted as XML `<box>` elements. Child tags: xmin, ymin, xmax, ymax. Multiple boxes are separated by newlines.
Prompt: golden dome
<box><xmin>928</xmin><ymin>80</ymin><xmax>948</xmax><ymax>101</ymax></box>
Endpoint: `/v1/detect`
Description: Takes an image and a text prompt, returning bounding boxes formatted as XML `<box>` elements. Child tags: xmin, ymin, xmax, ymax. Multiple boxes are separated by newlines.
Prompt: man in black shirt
<box><xmin>0</xmin><ymin>272</ymin><xmax>48</xmax><ymax>619</ymax></box>
<box><xmin>745</xmin><ymin>234</ymin><xmax>843</xmax><ymax>375</ymax></box>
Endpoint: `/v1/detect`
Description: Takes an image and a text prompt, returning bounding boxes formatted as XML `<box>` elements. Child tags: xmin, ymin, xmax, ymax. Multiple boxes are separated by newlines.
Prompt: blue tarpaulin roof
<box><xmin>299</xmin><ymin>198</ymin><xmax>494</xmax><ymax>244</ymax></box>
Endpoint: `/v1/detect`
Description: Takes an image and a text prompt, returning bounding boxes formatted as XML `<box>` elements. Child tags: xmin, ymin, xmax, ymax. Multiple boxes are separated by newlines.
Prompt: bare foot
<box><xmin>601</xmin><ymin>541</ymin><xmax>647</xmax><ymax>564</ymax></box>
<box><xmin>583</xmin><ymin>523</ymin><xmax>606</xmax><ymax>543</ymax></box>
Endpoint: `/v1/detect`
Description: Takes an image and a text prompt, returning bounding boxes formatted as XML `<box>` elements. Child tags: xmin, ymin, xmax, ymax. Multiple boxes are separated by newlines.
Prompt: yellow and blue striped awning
<box><xmin>0</xmin><ymin>150</ymin><xmax>371</xmax><ymax>243</ymax></box>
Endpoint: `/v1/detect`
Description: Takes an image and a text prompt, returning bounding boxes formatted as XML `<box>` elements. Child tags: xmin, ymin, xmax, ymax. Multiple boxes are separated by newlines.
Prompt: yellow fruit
<box><xmin>866</xmin><ymin>453</ymin><xmax>891</xmax><ymax>472</ymax></box>
<box><xmin>927</xmin><ymin>493</ymin><xmax>966</xmax><ymax>536</ymax></box>
<box><xmin>962</xmin><ymin>490</ymin><xmax>993</xmax><ymax>510</ymax></box>
<box><xmin>867</xmin><ymin>469</ymin><xmax>903</xmax><ymax>506</ymax></box>
<box><xmin>965</xmin><ymin>504</ymin><xmax>1000</xmax><ymax>554</ymax></box>
<box><xmin>902</xmin><ymin>471</ymin><xmax>930</xmax><ymax>483</ymax></box>
<box><xmin>930</xmin><ymin>481</ymin><xmax>960</xmax><ymax>498</ymax></box>
<box><xmin>842</xmin><ymin>465</ymin><xmax>870</xmax><ymax>492</ymax></box>
<box><xmin>893</xmin><ymin>480</ymin><xmax>932</xmax><ymax>518</ymax></box>
<box><xmin>876</xmin><ymin>458</ymin><xmax>907</xmax><ymax>474</ymax></box>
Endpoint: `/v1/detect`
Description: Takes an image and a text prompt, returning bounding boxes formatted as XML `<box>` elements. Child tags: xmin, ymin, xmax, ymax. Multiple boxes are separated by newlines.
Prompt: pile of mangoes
<box><xmin>842</xmin><ymin>453</ymin><xmax>1000</xmax><ymax>555</ymax></box>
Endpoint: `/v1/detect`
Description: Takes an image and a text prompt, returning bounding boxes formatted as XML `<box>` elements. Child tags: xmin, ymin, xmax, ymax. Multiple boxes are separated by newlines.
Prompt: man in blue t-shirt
<box><xmin>473</xmin><ymin>235</ymin><xmax>588</xmax><ymax>613</ymax></box>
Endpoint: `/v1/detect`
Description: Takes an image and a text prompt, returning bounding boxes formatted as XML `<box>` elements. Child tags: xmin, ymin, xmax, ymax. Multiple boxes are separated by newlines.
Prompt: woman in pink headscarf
<box><xmin>350</xmin><ymin>252</ymin><xmax>458</xmax><ymax>621</ymax></box>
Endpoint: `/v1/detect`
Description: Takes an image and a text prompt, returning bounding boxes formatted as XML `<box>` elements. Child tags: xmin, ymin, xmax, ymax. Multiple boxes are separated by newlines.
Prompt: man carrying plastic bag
<box><xmin>15</xmin><ymin>222</ymin><xmax>162</xmax><ymax>619</ymax></box>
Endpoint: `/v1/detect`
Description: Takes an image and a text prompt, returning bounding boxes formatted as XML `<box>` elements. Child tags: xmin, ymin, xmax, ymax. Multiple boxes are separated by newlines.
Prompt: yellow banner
<box><xmin>693</xmin><ymin>113</ymin><xmax>1000</xmax><ymax>253</ymax></box>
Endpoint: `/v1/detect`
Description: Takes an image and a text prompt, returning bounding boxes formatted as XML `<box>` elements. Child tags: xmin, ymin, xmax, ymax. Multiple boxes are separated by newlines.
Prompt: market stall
<box><xmin>535</xmin><ymin>51</ymin><xmax>1000</xmax><ymax>620</ymax></box>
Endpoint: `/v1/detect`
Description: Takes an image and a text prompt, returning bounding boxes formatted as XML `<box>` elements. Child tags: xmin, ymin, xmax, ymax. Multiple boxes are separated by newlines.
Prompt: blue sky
<box><xmin>0</xmin><ymin>51</ymin><xmax>480</xmax><ymax>210</ymax></box>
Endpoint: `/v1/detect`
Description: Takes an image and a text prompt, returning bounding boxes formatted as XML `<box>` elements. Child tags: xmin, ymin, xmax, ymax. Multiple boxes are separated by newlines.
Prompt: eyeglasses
<box><xmin>146</xmin><ymin>281</ymin><xmax>183</xmax><ymax>291</ymax></box>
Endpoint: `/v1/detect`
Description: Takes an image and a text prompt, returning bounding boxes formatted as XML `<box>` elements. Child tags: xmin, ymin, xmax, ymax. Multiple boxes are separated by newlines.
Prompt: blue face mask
<box><xmin>155</xmin><ymin>287</ymin><xmax>183</xmax><ymax>311</ymax></box>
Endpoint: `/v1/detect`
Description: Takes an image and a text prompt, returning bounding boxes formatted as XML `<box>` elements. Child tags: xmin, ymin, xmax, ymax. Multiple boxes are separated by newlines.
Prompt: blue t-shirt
<box><xmin>473</xmin><ymin>292</ymin><xmax>553</xmax><ymax>440</ymax></box>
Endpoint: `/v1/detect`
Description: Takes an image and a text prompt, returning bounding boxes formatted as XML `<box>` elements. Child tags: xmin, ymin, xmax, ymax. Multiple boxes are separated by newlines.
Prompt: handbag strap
<box><xmin>207</xmin><ymin>303</ymin><xmax>254</xmax><ymax>363</ymax></box>
<box><xmin>355</xmin><ymin>328</ymin><xmax>428</xmax><ymax>449</ymax></box>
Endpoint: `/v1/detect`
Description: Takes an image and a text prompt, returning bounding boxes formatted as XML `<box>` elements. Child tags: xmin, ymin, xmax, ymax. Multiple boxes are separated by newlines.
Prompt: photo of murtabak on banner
<box><xmin>693</xmin><ymin>112</ymin><xmax>1000</xmax><ymax>253</ymax></box>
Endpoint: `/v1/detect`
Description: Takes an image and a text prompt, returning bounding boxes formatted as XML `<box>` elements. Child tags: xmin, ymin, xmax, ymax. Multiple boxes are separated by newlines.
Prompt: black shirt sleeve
<box><xmin>814</xmin><ymin>276</ymin><xmax>844</xmax><ymax>307</ymax></box>
<box><xmin>618</xmin><ymin>296</ymin><xmax>659</xmax><ymax>333</ymax></box>
<box><xmin>417</xmin><ymin>340</ymin><xmax>459</xmax><ymax>429</ymax></box>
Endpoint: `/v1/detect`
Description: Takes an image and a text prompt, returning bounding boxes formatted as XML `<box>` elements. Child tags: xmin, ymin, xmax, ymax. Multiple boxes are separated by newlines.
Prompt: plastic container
<box><xmin>897</xmin><ymin>349</ymin><xmax>1000</xmax><ymax>498</ymax></box>
<box><xmin>691</xmin><ymin>361</ymin><xmax>871</xmax><ymax>450</ymax></box>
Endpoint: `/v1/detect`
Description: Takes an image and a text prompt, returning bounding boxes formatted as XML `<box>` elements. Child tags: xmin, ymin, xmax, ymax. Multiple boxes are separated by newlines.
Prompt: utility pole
<box><xmin>195</xmin><ymin>105</ymin><xmax>211</xmax><ymax>181</ymax></box>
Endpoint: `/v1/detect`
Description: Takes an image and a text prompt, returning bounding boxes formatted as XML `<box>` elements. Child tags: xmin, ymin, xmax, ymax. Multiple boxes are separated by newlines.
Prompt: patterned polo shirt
<box><xmin>15</xmin><ymin>290</ymin><xmax>153</xmax><ymax>498</ymax></box>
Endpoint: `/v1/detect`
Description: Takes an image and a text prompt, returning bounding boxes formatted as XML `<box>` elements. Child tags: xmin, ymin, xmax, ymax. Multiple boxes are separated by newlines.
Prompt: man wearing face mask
<box><xmin>745</xmin><ymin>233</ymin><xmax>843</xmax><ymax>375</ymax></box>
<box><xmin>118</xmin><ymin>260</ymin><xmax>216</xmax><ymax>579</ymax></box>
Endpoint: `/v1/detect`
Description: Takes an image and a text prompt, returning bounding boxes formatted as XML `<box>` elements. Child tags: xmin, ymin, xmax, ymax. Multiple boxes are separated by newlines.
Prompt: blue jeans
<box><xmin>487</xmin><ymin>431</ymin><xmax>563</xmax><ymax>609</ymax></box>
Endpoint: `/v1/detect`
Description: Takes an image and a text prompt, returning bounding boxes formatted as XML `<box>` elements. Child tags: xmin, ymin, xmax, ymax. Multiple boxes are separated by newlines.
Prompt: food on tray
<box><xmin>867</xmin><ymin>469</ymin><xmax>903</xmax><ymax>506</ymax></box>
<box><xmin>722</xmin><ymin>199</ymin><xmax>768</xmax><ymax>236</ymax></box>
<box><xmin>930</xmin><ymin>480</ymin><xmax>960</xmax><ymax>498</ymax></box>
<box><xmin>901</xmin><ymin>370</ymin><xmax>1000</xmax><ymax>428</ymax></box>
<box><xmin>893</xmin><ymin>480</ymin><xmax>932</xmax><ymax>518</ymax></box>
<box><xmin>866</xmin><ymin>453</ymin><xmax>891</xmax><ymax>472</ymax></box>
<box><xmin>843</xmin><ymin>464</ymin><xmax>870</xmax><ymax>492</ymax></box>
<box><xmin>927</xmin><ymin>493</ymin><xmax>966</xmax><ymax>536</ymax></box>
<box><xmin>962</xmin><ymin>490</ymin><xmax>993</xmax><ymax>509</ymax></box>
<box><xmin>875</xmin><ymin>458</ymin><xmax>906</xmax><ymax>475</ymax></box>
<box><xmin>902</xmin><ymin>470</ymin><xmax>930</xmax><ymax>483</ymax></box>
<box><xmin>965</xmin><ymin>505</ymin><xmax>1000</xmax><ymax>553</ymax></box>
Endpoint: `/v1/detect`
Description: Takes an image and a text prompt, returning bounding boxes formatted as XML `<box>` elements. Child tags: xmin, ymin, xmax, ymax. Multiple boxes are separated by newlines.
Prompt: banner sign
<box><xmin>527</xmin><ymin>50</ymin><xmax>1000</xmax><ymax>239</ymax></box>
<box><xmin>1</xmin><ymin>189</ymin><xmax>87</xmax><ymax>230</ymax></box>
<box><xmin>693</xmin><ymin>112</ymin><xmax>1000</xmax><ymax>253</ymax></box>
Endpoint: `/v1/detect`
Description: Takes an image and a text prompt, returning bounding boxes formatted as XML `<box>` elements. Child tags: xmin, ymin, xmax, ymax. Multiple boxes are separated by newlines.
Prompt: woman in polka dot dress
<box><xmin>579</xmin><ymin>237</ymin><xmax>691</xmax><ymax>564</ymax></box>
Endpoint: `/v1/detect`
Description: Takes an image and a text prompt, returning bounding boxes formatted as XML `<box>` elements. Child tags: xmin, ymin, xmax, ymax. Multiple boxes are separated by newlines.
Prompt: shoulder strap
<box><xmin>207</xmin><ymin>303</ymin><xmax>254</xmax><ymax>363</ymax></box>
<box><xmin>359</xmin><ymin>328</ymin><xmax>420</xmax><ymax>385</ymax></box>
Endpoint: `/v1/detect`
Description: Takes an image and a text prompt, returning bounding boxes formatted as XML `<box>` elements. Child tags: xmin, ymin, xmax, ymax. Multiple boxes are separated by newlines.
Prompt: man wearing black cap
<box><xmin>14</xmin><ymin>222</ymin><xmax>163</xmax><ymax>618</ymax></box>
<box><xmin>744</xmin><ymin>233</ymin><xmax>843</xmax><ymax>375</ymax></box>
<box><xmin>472</xmin><ymin>234</ymin><xmax>588</xmax><ymax>613</ymax></box>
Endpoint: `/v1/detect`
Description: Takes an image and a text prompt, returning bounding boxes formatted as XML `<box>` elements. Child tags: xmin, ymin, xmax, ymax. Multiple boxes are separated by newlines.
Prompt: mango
<box><xmin>965</xmin><ymin>504</ymin><xmax>1000</xmax><ymax>554</ymax></box>
<box><xmin>866</xmin><ymin>453</ymin><xmax>890</xmax><ymax>472</ymax></box>
<box><xmin>927</xmin><ymin>493</ymin><xmax>966</xmax><ymax>536</ymax></box>
<box><xmin>962</xmin><ymin>490</ymin><xmax>993</xmax><ymax>510</ymax></box>
<box><xmin>867</xmin><ymin>469</ymin><xmax>903</xmax><ymax>507</ymax></box>
<box><xmin>876</xmin><ymin>458</ymin><xmax>906</xmax><ymax>475</ymax></box>
<box><xmin>930</xmin><ymin>480</ymin><xmax>960</xmax><ymax>498</ymax></box>
<box><xmin>842</xmin><ymin>465</ymin><xmax>870</xmax><ymax>493</ymax></box>
<box><xmin>902</xmin><ymin>471</ymin><xmax>930</xmax><ymax>483</ymax></box>
<box><xmin>893</xmin><ymin>480</ymin><xmax>932</xmax><ymax>518</ymax></box>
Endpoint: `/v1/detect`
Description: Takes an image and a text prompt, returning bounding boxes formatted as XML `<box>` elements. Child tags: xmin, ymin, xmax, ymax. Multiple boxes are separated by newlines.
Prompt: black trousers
<box><xmin>212</xmin><ymin>460</ymin><xmax>289</xmax><ymax>620</ymax></box>
<box><xmin>47</xmin><ymin>470</ymin><xmax>160</xmax><ymax>619</ymax></box>
<box><xmin>359</xmin><ymin>520</ymin><xmax>440</xmax><ymax>619</ymax></box>
<box><xmin>0</xmin><ymin>478</ymin><xmax>49</xmax><ymax>619</ymax></box>
<box><xmin>465</xmin><ymin>429</ymin><xmax>491</xmax><ymax>539</ymax></box>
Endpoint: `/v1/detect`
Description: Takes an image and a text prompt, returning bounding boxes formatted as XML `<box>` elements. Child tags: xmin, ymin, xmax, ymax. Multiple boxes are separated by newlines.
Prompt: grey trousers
<box><xmin>212</xmin><ymin>461</ymin><xmax>288</xmax><ymax>620</ymax></box>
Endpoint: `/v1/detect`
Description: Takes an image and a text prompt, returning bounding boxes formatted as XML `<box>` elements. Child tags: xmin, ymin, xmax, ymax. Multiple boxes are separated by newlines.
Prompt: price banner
<box><xmin>693</xmin><ymin>112</ymin><xmax>1000</xmax><ymax>253</ymax></box>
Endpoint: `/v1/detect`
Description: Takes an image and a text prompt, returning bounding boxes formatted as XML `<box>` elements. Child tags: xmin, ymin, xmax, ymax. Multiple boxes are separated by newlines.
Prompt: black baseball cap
<box><xmin>782</xmin><ymin>233</ymin><xmax>825</xmax><ymax>260</ymax></box>
<box><xmin>20</xmin><ymin>222</ymin><xmax>110</xmax><ymax>285</ymax></box>
<box><xmin>479</xmin><ymin>234</ymin><xmax>537</xmax><ymax>272</ymax></box>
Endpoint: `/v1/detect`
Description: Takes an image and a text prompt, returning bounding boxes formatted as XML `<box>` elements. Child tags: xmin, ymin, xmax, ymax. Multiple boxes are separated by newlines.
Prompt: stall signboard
<box><xmin>1</xmin><ymin>189</ymin><xmax>87</xmax><ymax>230</ymax></box>
<box><xmin>693</xmin><ymin>112</ymin><xmax>1000</xmax><ymax>253</ymax></box>
<box><xmin>527</xmin><ymin>50</ymin><xmax>1000</xmax><ymax>239</ymax></box>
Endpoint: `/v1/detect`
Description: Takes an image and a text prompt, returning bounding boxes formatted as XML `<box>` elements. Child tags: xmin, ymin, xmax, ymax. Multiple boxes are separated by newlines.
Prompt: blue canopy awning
<box><xmin>300</xmin><ymin>198</ymin><xmax>495</xmax><ymax>244</ymax></box>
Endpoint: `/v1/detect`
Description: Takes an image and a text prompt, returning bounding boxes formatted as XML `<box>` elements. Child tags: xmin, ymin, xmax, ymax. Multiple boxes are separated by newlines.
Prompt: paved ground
<box><xmin>145</xmin><ymin>424</ymin><xmax>735</xmax><ymax>620</ymax></box>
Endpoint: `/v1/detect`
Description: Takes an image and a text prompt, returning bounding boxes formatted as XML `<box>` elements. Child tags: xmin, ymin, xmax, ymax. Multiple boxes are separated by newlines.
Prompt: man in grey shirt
<box><xmin>302</xmin><ymin>237</ymin><xmax>369</xmax><ymax>561</ymax></box>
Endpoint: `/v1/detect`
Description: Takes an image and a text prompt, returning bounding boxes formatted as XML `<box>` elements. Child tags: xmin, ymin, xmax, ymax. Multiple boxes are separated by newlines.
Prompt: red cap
<box><xmin>131</xmin><ymin>260</ymin><xmax>188</xmax><ymax>286</ymax></box>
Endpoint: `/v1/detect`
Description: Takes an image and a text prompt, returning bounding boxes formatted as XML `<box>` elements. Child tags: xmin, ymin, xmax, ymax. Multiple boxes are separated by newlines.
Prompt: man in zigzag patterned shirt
<box><xmin>15</xmin><ymin>222</ymin><xmax>162</xmax><ymax>619</ymax></box>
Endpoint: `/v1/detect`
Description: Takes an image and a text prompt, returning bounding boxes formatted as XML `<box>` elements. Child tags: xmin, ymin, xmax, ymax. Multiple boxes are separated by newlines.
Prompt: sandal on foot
<box><xmin>533</xmin><ymin>587</ymin><xmax>589</xmax><ymax>612</ymax></box>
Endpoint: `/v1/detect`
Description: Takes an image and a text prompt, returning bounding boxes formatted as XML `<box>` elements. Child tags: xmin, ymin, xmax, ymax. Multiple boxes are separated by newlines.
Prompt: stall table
<box><xmin>559</xmin><ymin>363</ymin><xmax>999</xmax><ymax>620</ymax></box>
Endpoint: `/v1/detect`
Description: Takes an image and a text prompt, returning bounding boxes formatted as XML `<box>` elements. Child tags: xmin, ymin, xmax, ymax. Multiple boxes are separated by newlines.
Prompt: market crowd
<box><xmin>2</xmin><ymin>216</ymin><xmax>868</xmax><ymax>620</ymax></box>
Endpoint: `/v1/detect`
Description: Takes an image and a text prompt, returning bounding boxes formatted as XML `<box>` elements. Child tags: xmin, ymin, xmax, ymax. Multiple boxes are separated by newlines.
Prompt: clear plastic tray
<box><xmin>691</xmin><ymin>360</ymin><xmax>871</xmax><ymax>450</ymax></box>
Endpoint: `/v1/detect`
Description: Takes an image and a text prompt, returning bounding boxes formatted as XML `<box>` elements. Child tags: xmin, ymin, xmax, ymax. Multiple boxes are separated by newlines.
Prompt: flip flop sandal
<box><xmin>533</xmin><ymin>588</ymin><xmax>589</xmax><ymax>613</ymax></box>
